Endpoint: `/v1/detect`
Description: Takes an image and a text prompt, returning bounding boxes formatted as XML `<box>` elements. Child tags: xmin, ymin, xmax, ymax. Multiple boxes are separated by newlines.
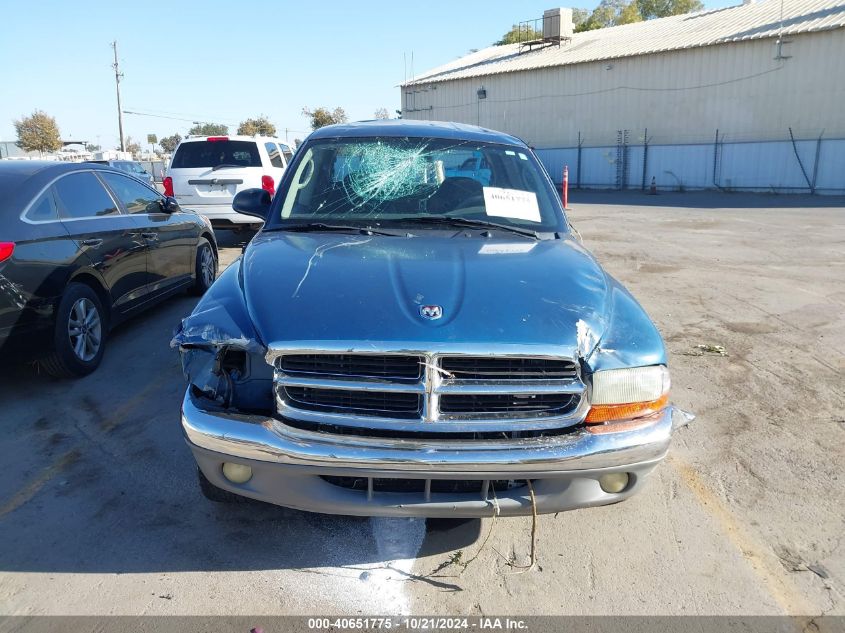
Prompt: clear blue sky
<box><xmin>0</xmin><ymin>0</ymin><xmax>737</xmax><ymax>148</ymax></box>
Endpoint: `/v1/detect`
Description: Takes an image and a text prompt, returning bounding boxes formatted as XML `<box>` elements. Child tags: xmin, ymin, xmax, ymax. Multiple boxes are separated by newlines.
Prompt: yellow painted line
<box><xmin>0</xmin><ymin>449</ymin><xmax>81</xmax><ymax>519</ymax></box>
<box><xmin>0</xmin><ymin>375</ymin><xmax>174</xmax><ymax>519</ymax></box>
<box><xmin>668</xmin><ymin>455</ymin><xmax>816</xmax><ymax>616</ymax></box>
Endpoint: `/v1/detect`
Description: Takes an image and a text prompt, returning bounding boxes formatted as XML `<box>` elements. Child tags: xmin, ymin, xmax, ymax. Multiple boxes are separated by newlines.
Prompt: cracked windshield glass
<box><xmin>274</xmin><ymin>137</ymin><xmax>563</xmax><ymax>232</ymax></box>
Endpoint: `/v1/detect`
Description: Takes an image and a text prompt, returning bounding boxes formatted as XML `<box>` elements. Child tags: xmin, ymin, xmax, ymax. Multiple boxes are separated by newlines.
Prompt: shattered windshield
<box><xmin>269</xmin><ymin>137</ymin><xmax>565</xmax><ymax>232</ymax></box>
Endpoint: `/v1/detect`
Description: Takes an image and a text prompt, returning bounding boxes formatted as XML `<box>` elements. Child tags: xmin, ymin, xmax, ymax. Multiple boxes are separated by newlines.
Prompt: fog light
<box><xmin>599</xmin><ymin>472</ymin><xmax>629</xmax><ymax>493</ymax></box>
<box><xmin>222</xmin><ymin>462</ymin><xmax>252</xmax><ymax>484</ymax></box>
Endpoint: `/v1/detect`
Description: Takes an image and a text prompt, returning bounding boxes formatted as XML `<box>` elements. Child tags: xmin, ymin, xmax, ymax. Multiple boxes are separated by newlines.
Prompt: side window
<box><xmin>279</xmin><ymin>144</ymin><xmax>294</xmax><ymax>165</ymax></box>
<box><xmin>265</xmin><ymin>142</ymin><xmax>284</xmax><ymax>169</ymax></box>
<box><xmin>26</xmin><ymin>189</ymin><xmax>59</xmax><ymax>222</ymax></box>
<box><xmin>53</xmin><ymin>172</ymin><xmax>119</xmax><ymax>219</ymax></box>
<box><xmin>100</xmin><ymin>172</ymin><xmax>162</xmax><ymax>214</ymax></box>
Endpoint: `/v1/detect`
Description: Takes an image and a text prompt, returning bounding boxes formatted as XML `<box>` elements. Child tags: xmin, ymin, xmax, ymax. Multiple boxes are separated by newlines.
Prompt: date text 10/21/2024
<box><xmin>305</xmin><ymin>618</ymin><xmax>529</xmax><ymax>630</ymax></box>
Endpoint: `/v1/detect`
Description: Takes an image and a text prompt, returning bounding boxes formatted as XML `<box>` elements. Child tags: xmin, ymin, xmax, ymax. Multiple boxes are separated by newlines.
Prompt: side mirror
<box><xmin>232</xmin><ymin>188</ymin><xmax>272</xmax><ymax>221</ymax></box>
<box><xmin>160</xmin><ymin>196</ymin><xmax>180</xmax><ymax>213</ymax></box>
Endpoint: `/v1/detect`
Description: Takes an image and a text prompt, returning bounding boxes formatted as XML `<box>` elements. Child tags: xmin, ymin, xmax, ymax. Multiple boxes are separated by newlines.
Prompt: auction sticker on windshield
<box><xmin>482</xmin><ymin>187</ymin><xmax>541</xmax><ymax>223</ymax></box>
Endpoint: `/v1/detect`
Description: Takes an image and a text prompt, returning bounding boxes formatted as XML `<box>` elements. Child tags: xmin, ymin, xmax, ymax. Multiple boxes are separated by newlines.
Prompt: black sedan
<box><xmin>0</xmin><ymin>161</ymin><xmax>218</xmax><ymax>377</ymax></box>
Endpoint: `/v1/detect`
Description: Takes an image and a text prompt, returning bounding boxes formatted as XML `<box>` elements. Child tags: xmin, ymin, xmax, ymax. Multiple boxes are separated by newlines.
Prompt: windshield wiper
<box><xmin>390</xmin><ymin>216</ymin><xmax>540</xmax><ymax>239</ymax></box>
<box><xmin>265</xmin><ymin>222</ymin><xmax>397</xmax><ymax>236</ymax></box>
<box><xmin>211</xmin><ymin>163</ymin><xmax>241</xmax><ymax>171</ymax></box>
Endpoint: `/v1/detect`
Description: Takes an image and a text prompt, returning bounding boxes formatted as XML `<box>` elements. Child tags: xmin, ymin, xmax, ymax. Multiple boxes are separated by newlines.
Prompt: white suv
<box><xmin>164</xmin><ymin>135</ymin><xmax>294</xmax><ymax>231</ymax></box>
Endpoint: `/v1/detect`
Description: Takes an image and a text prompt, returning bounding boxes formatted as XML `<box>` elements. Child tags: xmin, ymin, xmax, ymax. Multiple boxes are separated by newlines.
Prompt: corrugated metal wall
<box><xmin>402</xmin><ymin>29</ymin><xmax>845</xmax><ymax>193</ymax></box>
<box><xmin>403</xmin><ymin>31</ymin><xmax>845</xmax><ymax>146</ymax></box>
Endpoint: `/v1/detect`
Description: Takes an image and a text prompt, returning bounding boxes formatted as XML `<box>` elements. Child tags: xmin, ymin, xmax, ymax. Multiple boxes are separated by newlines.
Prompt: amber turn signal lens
<box><xmin>585</xmin><ymin>393</ymin><xmax>669</xmax><ymax>424</ymax></box>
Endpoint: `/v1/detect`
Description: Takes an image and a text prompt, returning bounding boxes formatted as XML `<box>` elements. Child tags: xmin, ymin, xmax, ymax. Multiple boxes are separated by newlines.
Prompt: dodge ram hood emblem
<box><xmin>419</xmin><ymin>305</ymin><xmax>443</xmax><ymax>320</ymax></box>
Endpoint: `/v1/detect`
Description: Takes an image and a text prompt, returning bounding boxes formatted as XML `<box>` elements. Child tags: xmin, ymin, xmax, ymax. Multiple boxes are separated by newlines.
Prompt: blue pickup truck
<box><xmin>173</xmin><ymin>119</ymin><xmax>692</xmax><ymax>518</ymax></box>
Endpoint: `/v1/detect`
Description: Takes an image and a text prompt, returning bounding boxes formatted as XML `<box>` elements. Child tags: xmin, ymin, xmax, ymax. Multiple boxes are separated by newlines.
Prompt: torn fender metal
<box><xmin>172</xmin><ymin>261</ymin><xmax>266</xmax><ymax>398</ymax></box>
<box><xmin>671</xmin><ymin>407</ymin><xmax>696</xmax><ymax>430</ymax></box>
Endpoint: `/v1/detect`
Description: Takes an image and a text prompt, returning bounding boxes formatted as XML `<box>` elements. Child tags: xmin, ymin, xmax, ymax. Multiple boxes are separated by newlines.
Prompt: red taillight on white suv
<box><xmin>163</xmin><ymin>176</ymin><xmax>174</xmax><ymax>197</ymax></box>
<box><xmin>0</xmin><ymin>242</ymin><xmax>15</xmax><ymax>263</ymax></box>
<box><xmin>261</xmin><ymin>175</ymin><xmax>275</xmax><ymax>197</ymax></box>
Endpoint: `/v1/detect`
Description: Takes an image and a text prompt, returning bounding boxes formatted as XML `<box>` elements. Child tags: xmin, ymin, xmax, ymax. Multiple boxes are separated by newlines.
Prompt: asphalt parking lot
<box><xmin>0</xmin><ymin>192</ymin><xmax>842</xmax><ymax>617</ymax></box>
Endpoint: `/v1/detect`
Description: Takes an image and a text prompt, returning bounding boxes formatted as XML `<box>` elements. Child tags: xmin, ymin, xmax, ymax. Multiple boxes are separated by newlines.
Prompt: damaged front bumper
<box><xmin>182</xmin><ymin>390</ymin><xmax>692</xmax><ymax>517</ymax></box>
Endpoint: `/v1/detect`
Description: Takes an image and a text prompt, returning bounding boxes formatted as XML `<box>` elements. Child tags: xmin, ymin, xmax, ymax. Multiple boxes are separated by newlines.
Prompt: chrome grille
<box><xmin>273</xmin><ymin>350</ymin><xmax>587</xmax><ymax>434</ymax></box>
<box><xmin>284</xmin><ymin>386</ymin><xmax>422</xmax><ymax>418</ymax></box>
<box><xmin>439</xmin><ymin>393</ymin><xmax>578</xmax><ymax>415</ymax></box>
<box><xmin>280</xmin><ymin>353</ymin><xmax>422</xmax><ymax>382</ymax></box>
<box><xmin>440</xmin><ymin>356</ymin><xmax>578</xmax><ymax>380</ymax></box>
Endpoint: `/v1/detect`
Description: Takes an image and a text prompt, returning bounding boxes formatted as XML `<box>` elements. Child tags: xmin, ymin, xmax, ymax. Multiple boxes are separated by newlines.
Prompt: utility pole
<box><xmin>111</xmin><ymin>41</ymin><xmax>125</xmax><ymax>152</ymax></box>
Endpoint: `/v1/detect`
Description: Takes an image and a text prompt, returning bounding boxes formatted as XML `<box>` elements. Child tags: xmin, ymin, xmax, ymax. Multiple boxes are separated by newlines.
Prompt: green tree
<box><xmin>572</xmin><ymin>8</ymin><xmax>590</xmax><ymax>28</ymax></box>
<box><xmin>14</xmin><ymin>110</ymin><xmax>62</xmax><ymax>155</ymax></box>
<box><xmin>495</xmin><ymin>24</ymin><xmax>542</xmax><ymax>45</ymax></box>
<box><xmin>159</xmin><ymin>133</ymin><xmax>182</xmax><ymax>154</ymax></box>
<box><xmin>85</xmin><ymin>143</ymin><xmax>101</xmax><ymax>152</ymax></box>
<box><xmin>577</xmin><ymin>0</ymin><xmax>644</xmax><ymax>31</ymax></box>
<box><xmin>302</xmin><ymin>106</ymin><xmax>348</xmax><ymax>131</ymax></box>
<box><xmin>575</xmin><ymin>0</ymin><xmax>696</xmax><ymax>32</ymax></box>
<box><xmin>237</xmin><ymin>116</ymin><xmax>277</xmax><ymax>136</ymax></box>
<box><xmin>188</xmin><ymin>122</ymin><xmax>229</xmax><ymax>136</ymax></box>
<box><xmin>373</xmin><ymin>107</ymin><xmax>390</xmax><ymax>120</ymax></box>
<box><xmin>619</xmin><ymin>1</ymin><xmax>644</xmax><ymax>24</ymax></box>
<box><xmin>638</xmin><ymin>0</ymin><xmax>703</xmax><ymax>19</ymax></box>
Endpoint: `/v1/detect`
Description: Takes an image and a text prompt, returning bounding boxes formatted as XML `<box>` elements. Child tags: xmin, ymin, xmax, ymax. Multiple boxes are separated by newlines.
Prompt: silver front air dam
<box><xmin>182</xmin><ymin>391</ymin><xmax>689</xmax><ymax>517</ymax></box>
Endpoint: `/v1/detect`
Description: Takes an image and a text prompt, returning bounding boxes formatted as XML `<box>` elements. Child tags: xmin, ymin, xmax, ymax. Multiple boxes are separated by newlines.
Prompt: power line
<box><xmin>123</xmin><ymin>109</ymin><xmax>242</xmax><ymax>126</ymax></box>
<box><xmin>122</xmin><ymin>110</ymin><xmax>235</xmax><ymax>125</ymax></box>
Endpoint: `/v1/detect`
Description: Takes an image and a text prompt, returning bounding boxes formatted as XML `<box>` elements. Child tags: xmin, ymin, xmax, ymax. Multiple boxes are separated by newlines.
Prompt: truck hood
<box><xmin>241</xmin><ymin>233</ymin><xmax>611</xmax><ymax>359</ymax></box>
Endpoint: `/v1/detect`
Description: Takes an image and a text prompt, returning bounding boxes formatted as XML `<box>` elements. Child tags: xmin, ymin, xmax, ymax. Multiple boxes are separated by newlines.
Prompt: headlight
<box><xmin>586</xmin><ymin>365</ymin><xmax>670</xmax><ymax>424</ymax></box>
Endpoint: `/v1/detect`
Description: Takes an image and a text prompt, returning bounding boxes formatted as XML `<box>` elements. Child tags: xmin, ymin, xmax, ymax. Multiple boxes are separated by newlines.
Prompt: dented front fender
<box><xmin>172</xmin><ymin>260</ymin><xmax>273</xmax><ymax>409</ymax></box>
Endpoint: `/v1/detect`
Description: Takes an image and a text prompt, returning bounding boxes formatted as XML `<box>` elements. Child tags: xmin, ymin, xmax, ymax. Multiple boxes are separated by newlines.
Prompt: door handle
<box><xmin>141</xmin><ymin>232</ymin><xmax>158</xmax><ymax>240</ymax></box>
<box><xmin>81</xmin><ymin>238</ymin><xmax>103</xmax><ymax>248</ymax></box>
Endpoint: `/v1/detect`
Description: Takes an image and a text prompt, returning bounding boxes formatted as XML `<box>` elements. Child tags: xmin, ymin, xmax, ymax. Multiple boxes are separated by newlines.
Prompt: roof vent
<box><xmin>543</xmin><ymin>8</ymin><xmax>574</xmax><ymax>40</ymax></box>
<box><xmin>517</xmin><ymin>8</ymin><xmax>574</xmax><ymax>54</ymax></box>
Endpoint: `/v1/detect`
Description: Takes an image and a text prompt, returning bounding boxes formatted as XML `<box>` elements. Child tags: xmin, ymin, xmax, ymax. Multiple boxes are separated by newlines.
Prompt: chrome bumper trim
<box><xmin>181</xmin><ymin>390</ymin><xmax>677</xmax><ymax>474</ymax></box>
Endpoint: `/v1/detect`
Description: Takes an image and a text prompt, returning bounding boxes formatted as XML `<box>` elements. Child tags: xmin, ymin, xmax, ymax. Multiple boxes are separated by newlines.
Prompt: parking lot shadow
<box><xmin>0</xmin><ymin>291</ymin><xmax>481</xmax><ymax>575</ymax></box>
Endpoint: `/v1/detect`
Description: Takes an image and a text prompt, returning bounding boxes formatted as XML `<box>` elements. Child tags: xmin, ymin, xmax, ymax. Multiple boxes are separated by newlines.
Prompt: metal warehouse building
<box><xmin>401</xmin><ymin>0</ymin><xmax>845</xmax><ymax>194</ymax></box>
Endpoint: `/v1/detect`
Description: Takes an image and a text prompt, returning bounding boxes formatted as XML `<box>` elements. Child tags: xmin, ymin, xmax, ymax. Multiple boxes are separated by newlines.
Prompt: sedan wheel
<box><xmin>40</xmin><ymin>282</ymin><xmax>108</xmax><ymax>378</ymax></box>
<box><xmin>67</xmin><ymin>297</ymin><xmax>102</xmax><ymax>361</ymax></box>
<box><xmin>191</xmin><ymin>239</ymin><xmax>217</xmax><ymax>295</ymax></box>
<box><xmin>200</xmin><ymin>246</ymin><xmax>216</xmax><ymax>288</ymax></box>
